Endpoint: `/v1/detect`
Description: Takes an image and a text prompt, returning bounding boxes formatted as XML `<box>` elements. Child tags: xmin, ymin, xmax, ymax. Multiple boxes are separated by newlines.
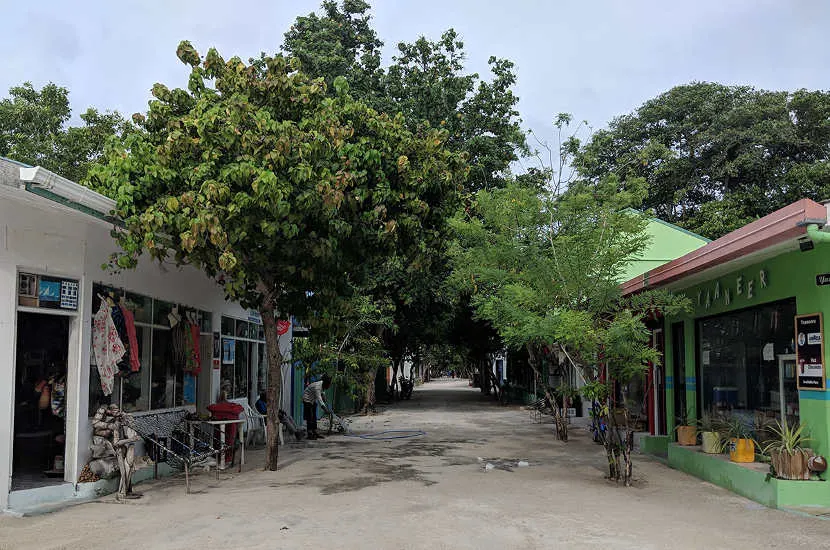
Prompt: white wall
<box><xmin>0</xmin><ymin>180</ymin><xmax>260</xmax><ymax>509</ymax></box>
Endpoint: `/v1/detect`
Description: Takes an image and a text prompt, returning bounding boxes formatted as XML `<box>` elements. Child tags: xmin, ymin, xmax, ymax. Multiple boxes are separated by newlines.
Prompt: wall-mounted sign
<box><xmin>695</xmin><ymin>269</ymin><xmax>768</xmax><ymax>311</ymax></box>
<box><xmin>796</xmin><ymin>313</ymin><xmax>825</xmax><ymax>390</ymax></box>
<box><xmin>18</xmin><ymin>272</ymin><xmax>79</xmax><ymax>311</ymax></box>
<box><xmin>816</xmin><ymin>273</ymin><xmax>830</xmax><ymax>286</ymax></box>
<box><xmin>277</xmin><ymin>319</ymin><xmax>291</xmax><ymax>336</ymax></box>
<box><xmin>247</xmin><ymin>310</ymin><xmax>262</xmax><ymax>324</ymax></box>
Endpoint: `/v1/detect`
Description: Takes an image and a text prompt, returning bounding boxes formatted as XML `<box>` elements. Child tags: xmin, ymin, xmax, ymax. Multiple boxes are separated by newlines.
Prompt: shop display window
<box><xmin>219</xmin><ymin>315</ymin><xmax>268</xmax><ymax>403</ymax></box>
<box><xmin>697</xmin><ymin>299</ymin><xmax>798</xmax><ymax>428</ymax></box>
<box><xmin>88</xmin><ymin>284</ymin><xmax>210</xmax><ymax>415</ymax></box>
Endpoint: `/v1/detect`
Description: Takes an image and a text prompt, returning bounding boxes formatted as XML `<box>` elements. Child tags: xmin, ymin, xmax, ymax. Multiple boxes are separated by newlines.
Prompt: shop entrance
<box><xmin>12</xmin><ymin>312</ymin><xmax>70</xmax><ymax>491</ymax></box>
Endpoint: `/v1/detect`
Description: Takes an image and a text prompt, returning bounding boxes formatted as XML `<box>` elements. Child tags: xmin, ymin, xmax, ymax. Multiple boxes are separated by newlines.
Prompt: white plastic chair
<box><xmin>240</xmin><ymin>402</ymin><xmax>283</xmax><ymax>446</ymax></box>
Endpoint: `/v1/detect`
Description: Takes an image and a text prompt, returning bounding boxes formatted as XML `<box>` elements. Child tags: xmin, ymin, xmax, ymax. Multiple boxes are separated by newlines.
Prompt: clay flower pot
<box><xmin>676</xmin><ymin>425</ymin><xmax>697</xmax><ymax>446</ymax></box>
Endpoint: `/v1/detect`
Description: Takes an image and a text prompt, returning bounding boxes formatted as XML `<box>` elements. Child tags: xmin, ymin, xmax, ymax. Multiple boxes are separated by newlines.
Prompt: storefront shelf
<box><xmin>668</xmin><ymin>443</ymin><xmax>829</xmax><ymax>509</ymax></box>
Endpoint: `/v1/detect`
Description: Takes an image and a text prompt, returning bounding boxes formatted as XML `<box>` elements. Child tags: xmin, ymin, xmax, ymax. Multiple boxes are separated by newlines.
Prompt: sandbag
<box><xmin>89</xmin><ymin>457</ymin><xmax>119</xmax><ymax>479</ymax></box>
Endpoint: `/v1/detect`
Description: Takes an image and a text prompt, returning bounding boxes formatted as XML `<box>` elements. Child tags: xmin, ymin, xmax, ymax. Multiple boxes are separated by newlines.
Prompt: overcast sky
<box><xmin>2</xmin><ymin>0</ymin><xmax>829</xmax><ymax>156</ymax></box>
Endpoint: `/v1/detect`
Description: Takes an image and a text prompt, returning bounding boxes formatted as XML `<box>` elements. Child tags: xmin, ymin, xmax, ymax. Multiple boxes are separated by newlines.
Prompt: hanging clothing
<box><xmin>92</xmin><ymin>301</ymin><xmax>126</xmax><ymax>396</ymax></box>
<box><xmin>187</xmin><ymin>322</ymin><xmax>201</xmax><ymax>374</ymax></box>
<box><xmin>171</xmin><ymin>321</ymin><xmax>188</xmax><ymax>370</ymax></box>
<box><xmin>110</xmin><ymin>304</ymin><xmax>131</xmax><ymax>375</ymax></box>
<box><xmin>120</xmin><ymin>305</ymin><xmax>141</xmax><ymax>372</ymax></box>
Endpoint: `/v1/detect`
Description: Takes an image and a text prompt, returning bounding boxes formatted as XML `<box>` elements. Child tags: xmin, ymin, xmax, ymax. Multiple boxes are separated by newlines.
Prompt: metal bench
<box><xmin>126</xmin><ymin>409</ymin><xmax>230</xmax><ymax>493</ymax></box>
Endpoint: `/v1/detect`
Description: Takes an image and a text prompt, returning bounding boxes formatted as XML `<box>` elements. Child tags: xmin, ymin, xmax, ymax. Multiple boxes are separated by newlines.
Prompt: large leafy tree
<box><xmin>577</xmin><ymin>82</ymin><xmax>830</xmax><ymax>239</ymax></box>
<box><xmin>0</xmin><ymin>82</ymin><xmax>127</xmax><ymax>182</ymax></box>
<box><xmin>282</xmin><ymin>2</ymin><xmax>527</xmax><ymax>385</ymax></box>
<box><xmin>90</xmin><ymin>42</ymin><xmax>467</xmax><ymax>469</ymax></box>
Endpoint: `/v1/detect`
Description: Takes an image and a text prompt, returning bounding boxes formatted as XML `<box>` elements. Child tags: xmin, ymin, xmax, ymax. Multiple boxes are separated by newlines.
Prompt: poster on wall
<box><xmin>796</xmin><ymin>313</ymin><xmax>825</xmax><ymax>390</ymax></box>
<box><xmin>18</xmin><ymin>272</ymin><xmax>79</xmax><ymax>311</ymax></box>
<box><xmin>222</xmin><ymin>338</ymin><xmax>236</xmax><ymax>364</ymax></box>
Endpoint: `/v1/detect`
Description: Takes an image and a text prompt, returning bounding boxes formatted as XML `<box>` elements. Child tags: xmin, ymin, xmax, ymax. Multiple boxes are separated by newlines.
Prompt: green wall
<box><xmin>663</xmin><ymin>242</ymin><xmax>830</xmax><ymax>457</ymax></box>
<box><xmin>619</xmin><ymin>217</ymin><xmax>709</xmax><ymax>282</ymax></box>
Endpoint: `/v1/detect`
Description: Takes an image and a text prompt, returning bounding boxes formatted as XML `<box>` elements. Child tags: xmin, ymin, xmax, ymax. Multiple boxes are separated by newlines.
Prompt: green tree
<box><xmin>0</xmin><ymin>82</ymin><xmax>127</xmax><ymax>182</ymax></box>
<box><xmin>282</xmin><ymin>0</ymin><xmax>385</xmax><ymax>107</ymax></box>
<box><xmin>577</xmin><ymin>82</ymin><xmax>830</xmax><ymax>239</ymax></box>
<box><xmin>282</xmin><ymin>1</ymin><xmax>527</xmax><ymax>387</ymax></box>
<box><xmin>385</xmin><ymin>30</ymin><xmax>527</xmax><ymax>192</ymax></box>
<box><xmin>90</xmin><ymin>42</ymin><xmax>467</xmax><ymax>470</ymax></box>
<box><xmin>451</xmin><ymin>175</ymin><xmax>690</xmax><ymax>484</ymax></box>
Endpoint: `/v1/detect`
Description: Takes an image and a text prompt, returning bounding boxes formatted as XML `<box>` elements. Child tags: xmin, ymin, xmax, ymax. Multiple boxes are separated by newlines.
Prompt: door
<box><xmin>671</xmin><ymin>322</ymin><xmax>686</xmax><ymax>428</ymax></box>
<box><xmin>653</xmin><ymin>328</ymin><xmax>666</xmax><ymax>435</ymax></box>
<box><xmin>12</xmin><ymin>312</ymin><xmax>70</xmax><ymax>490</ymax></box>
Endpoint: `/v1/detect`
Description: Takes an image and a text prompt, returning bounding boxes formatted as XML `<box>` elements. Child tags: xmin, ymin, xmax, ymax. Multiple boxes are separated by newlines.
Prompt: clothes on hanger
<box><xmin>186</xmin><ymin>320</ymin><xmax>201</xmax><ymax>374</ymax></box>
<box><xmin>109</xmin><ymin>302</ymin><xmax>131</xmax><ymax>375</ymax></box>
<box><xmin>92</xmin><ymin>300</ymin><xmax>126</xmax><ymax>396</ymax></box>
<box><xmin>119</xmin><ymin>302</ymin><xmax>141</xmax><ymax>372</ymax></box>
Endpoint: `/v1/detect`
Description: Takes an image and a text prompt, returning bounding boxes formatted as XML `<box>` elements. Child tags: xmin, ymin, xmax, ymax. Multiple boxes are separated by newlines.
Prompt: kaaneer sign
<box><xmin>695</xmin><ymin>269</ymin><xmax>769</xmax><ymax>310</ymax></box>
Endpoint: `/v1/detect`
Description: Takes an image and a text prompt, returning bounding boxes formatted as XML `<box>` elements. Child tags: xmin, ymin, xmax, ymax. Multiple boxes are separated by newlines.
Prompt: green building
<box><xmin>625</xmin><ymin>199</ymin><xmax>830</xmax><ymax>509</ymax></box>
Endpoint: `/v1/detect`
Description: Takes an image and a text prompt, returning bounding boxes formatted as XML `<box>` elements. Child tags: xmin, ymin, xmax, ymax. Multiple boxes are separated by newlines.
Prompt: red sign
<box><xmin>277</xmin><ymin>319</ymin><xmax>291</xmax><ymax>335</ymax></box>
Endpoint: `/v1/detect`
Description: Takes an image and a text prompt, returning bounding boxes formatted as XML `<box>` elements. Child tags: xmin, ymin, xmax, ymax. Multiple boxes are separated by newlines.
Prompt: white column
<box><xmin>0</xmin><ymin>261</ymin><xmax>17</xmax><ymax>509</ymax></box>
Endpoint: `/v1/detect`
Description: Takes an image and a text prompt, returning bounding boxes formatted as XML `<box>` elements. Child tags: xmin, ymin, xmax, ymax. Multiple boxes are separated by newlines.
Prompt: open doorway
<box><xmin>13</xmin><ymin>312</ymin><xmax>70</xmax><ymax>491</ymax></box>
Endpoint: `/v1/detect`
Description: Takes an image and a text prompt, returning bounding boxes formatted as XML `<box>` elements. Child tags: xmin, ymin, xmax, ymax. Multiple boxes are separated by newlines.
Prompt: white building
<box><xmin>0</xmin><ymin>158</ymin><xmax>294</xmax><ymax>513</ymax></box>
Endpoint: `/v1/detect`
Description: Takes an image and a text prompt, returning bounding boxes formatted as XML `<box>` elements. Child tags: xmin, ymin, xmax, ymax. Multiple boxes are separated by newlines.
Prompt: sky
<box><xmin>2</xmin><ymin>0</ymin><xmax>829</xmax><ymax>159</ymax></box>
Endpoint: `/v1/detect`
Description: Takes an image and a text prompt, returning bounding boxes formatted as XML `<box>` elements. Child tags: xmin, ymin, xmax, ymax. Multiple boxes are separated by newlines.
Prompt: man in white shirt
<box><xmin>302</xmin><ymin>374</ymin><xmax>332</xmax><ymax>440</ymax></box>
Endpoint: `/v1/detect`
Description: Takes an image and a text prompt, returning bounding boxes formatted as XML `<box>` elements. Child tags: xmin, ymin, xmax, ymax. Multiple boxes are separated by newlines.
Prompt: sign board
<box><xmin>247</xmin><ymin>309</ymin><xmax>262</xmax><ymax>324</ymax></box>
<box><xmin>817</xmin><ymin>273</ymin><xmax>830</xmax><ymax>286</ymax></box>
<box><xmin>796</xmin><ymin>313</ymin><xmax>825</xmax><ymax>390</ymax></box>
<box><xmin>18</xmin><ymin>272</ymin><xmax>79</xmax><ymax>311</ymax></box>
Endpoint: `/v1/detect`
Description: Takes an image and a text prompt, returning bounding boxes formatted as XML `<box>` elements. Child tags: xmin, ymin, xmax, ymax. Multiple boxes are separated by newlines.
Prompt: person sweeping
<box><xmin>303</xmin><ymin>374</ymin><xmax>332</xmax><ymax>440</ymax></box>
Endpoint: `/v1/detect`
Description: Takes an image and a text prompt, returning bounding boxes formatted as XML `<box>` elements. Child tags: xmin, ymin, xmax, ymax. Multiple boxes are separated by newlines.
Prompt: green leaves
<box><xmin>176</xmin><ymin>40</ymin><xmax>201</xmax><ymax>67</ymax></box>
<box><xmin>92</xmin><ymin>42</ymin><xmax>465</xmax><ymax>330</ymax></box>
<box><xmin>576</xmin><ymin>82</ymin><xmax>830</xmax><ymax>240</ymax></box>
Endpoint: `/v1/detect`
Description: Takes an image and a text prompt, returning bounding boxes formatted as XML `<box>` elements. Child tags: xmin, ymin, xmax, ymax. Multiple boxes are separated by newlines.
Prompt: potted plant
<box><xmin>675</xmin><ymin>407</ymin><xmax>697</xmax><ymax>446</ymax></box>
<box><xmin>695</xmin><ymin>411</ymin><xmax>723</xmax><ymax>454</ymax></box>
<box><xmin>763</xmin><ymin>421</ymin><xmax>812</xmax><ymax>480</ymax></box>
<box><xmin>723</xmin><ymin>416</ymin><xmax>756</xmax><ymax>463</ymax></box>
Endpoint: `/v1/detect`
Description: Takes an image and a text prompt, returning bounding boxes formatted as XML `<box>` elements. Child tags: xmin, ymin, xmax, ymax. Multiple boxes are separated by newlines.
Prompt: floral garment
<box><xmin>92</xmin><ymin>301</ymin><xmax>126</xmax><ymax>396</ymax></box>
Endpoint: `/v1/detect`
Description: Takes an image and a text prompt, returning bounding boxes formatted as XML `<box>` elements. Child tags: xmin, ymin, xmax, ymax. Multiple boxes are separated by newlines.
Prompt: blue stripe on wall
<box><xmin>799</xmin><ymin>390</ymin><xmax>830</xmax><ymax>401</ymax></box>
<box><xmin>666</xmin><ymin>383</ymin><xmax>674</xmax><ymax>390</ymax></box>
<box><xmin>665</xmin><ymin>376</ymin><xmax>673</xmax><ymax>382</ymax></box>
<box><xmin>685</xmin><ymin>376</ymin><xmax>696</xmax><ymax>385</ymax></box>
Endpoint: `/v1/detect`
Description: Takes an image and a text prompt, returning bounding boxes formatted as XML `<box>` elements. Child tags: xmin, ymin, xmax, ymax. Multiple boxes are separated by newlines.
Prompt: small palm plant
<box><xmin>763</xmin><ymin>420</ymin><xmax>812</xmax><ymax>480</ymax></box>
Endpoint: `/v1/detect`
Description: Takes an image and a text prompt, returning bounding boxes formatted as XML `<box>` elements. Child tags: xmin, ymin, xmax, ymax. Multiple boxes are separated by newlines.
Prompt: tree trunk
<box><xmin>260</xmin><ymin>301</ymin><xmax>284</xmax><ymax>471</ymax></box>
<box><xmin>363</xmin><ymin>366</ymin><xmax>377</xmax><ymax>414</ymax></box>
<box><xmin>526</xmin><ymin>344</ymin><xmax>568</xmax><ymax>441</ymax></box>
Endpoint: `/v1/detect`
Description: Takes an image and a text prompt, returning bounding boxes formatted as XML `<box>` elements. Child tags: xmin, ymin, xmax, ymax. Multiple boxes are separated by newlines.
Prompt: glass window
<box><xmin>151</xmin><ymin>328</ymin><xmax>175</xmax><ymax>409</ymax></box>
<box><xmin>153</xmin><ymin>300</ymin><xmax>174</xmax><ymax>327</ymax></box>
<box><xmin>221</xmin><ymin>338</ymin><xmax>235</xmax><ymax>397</ymax></box>
<box><xmin>221</xmin><ymin>316</ymin><xmax>235</xmax><ymax>336</ymax></box>
<box><xmin>698</xmin><ymin>299</ymin><xmax>798</xmax><ymax>429</ymax></box>
<box><xmin>126</xmin><ymin>292</ymin><xmax>152</xmax><ymax>325</ymax></box>
<box><xmin>199</xmin><ymin>310</ymin><xmax>212</xmax><ymax>333</ymax></box>
<box><xmin>257</xmin><ymin>343</ymin><xmax>267</xmax><ymax>397</ymax></box>
<box><xmin>121</xmin><ymin>326</ymin><xmax>151</xmax><ymax>412</ymax></box>
<box><xmin>234</xmin><ymin>341</ymin><xmax>250</xmax><ymax>399</ymax></box>
<box><xmin>236</xmin><ymin>321</ymin><xmax>250</xmax><ymax>339</ymax></box>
